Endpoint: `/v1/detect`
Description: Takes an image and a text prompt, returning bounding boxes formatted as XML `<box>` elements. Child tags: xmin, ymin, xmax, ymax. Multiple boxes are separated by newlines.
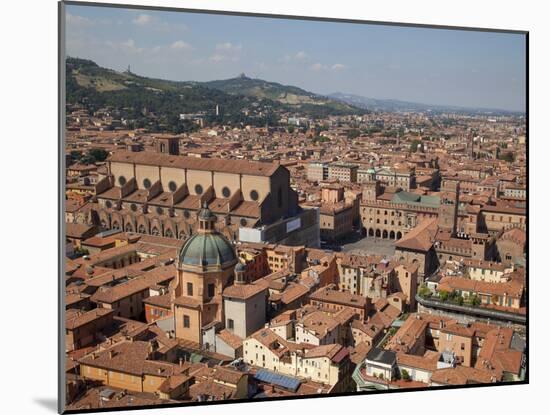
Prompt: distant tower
<box><xmin>215</xmin><ymin>104</ymin><xmax>220</xmax><ymax>117</ymax></box>
<box><xmin>362</xmin><ymin>178</ymin><xmax>380</xmax><ymax>202</ymax></box>
<box><xmin>438</xmin><ymin>179</ymin><xmax>459</xmax><ymax>235</ymax></box>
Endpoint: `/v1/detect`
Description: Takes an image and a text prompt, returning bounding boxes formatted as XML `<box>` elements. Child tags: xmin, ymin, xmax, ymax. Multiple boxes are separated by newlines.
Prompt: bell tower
<box><xmin>362</xmin><ymin>178</ymin><xmax>380</xmax><ymax>202</ymax></box>
<box><xmin>438</xmin><ymin>179</ymin><xmax>459</xmax><ymax>235</ymax></box>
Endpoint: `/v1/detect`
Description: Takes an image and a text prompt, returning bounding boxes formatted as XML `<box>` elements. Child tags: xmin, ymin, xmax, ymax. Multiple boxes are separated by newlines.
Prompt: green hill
<box><xmin>65</xmin><ymin>57</ymin><xmax>363</xmax><ymax>132</ymax></box>
<box><xmin>204</xmin><ymin>74</ymin><xmax>360</xmax><ymax>114</ymax></box>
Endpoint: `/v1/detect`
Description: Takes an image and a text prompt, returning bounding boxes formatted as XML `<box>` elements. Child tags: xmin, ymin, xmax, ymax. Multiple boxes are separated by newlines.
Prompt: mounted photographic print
<box><xmin>59</xmin><ymin>1</ymin><xmax>528</xmax><ymax>413</ymax></box>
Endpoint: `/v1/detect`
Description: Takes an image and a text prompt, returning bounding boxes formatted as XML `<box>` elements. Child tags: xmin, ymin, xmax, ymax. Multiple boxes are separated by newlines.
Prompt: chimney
<box><xmin>109</xmin><ymin>350</ymin><xmax>115</xmax><ymax>359</ymax></box>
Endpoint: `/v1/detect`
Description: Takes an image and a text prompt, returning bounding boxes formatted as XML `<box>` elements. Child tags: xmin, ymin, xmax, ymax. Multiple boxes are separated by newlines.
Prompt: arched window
<box><xmin>195</xmin><ymin>184</ymin><xmax>203</xmax><ymax>195</ymax></box>
<box><xmin>222</xmin><ymin>186</ymin><xmax>231</xmax><ymax>198</ymax></box>
<box><xmin>118</xmin><ymin>176</ymin><xmax>126</xmax><ymax>186</ymax></box>
<box><xmin>168</xmin><ymin>181</ymin><xmax>177</xmax><ymax>192</ymax></box>
<box><xmin>143</xmin><ymin>178</ymin><xmax>152</xmax><ymax>189</ymax></box>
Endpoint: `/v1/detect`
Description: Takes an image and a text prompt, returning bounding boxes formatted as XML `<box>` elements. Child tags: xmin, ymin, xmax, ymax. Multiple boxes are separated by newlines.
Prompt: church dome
<box><xmin>178</xmin><ymin>232</ymin><xmax>237</xmax><ymax>268</ymax></box>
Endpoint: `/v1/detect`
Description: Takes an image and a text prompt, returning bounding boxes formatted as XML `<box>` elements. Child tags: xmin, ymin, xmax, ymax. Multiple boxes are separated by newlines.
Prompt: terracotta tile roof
<box><xmin>91</xmin><ymin>265</ymin><xmax>175</xmax><ymax>304</ymax></box>
<box><xmin>216</xmin><ymin>329</ymin><xmax>243</xmax><ymax>350</ymax></box>
<box><xmin>309</xmin><ymin>285</ymin><xmax>368</xmax><ymax>309</ymax></box>
<box><xmin>173</xmin><ymin>295</ymin><xmax>202</xmax><ymax>309</ymax></box>
<box><xmin>66</xmin><ymin>223</ymin><xmax>96</xmax><ymax>239</ymax></box>
<box><xmin>475</xmin><ymin>327</ymin><xmax>522</xmax><ymax>376</ymax></box>
<box><xmin>109</xmin><ymin>150</ymin><xmax>282</xmax><ymax>177</ymax></box>
<box><xmin>395</xmin><ymin>218</ymin><xmax>438</xmax><ymax>252</ymax></box>
<box><xmin>306</xmin><ymin>344</ymin><xmax>347</xmax><ymax>362</ymax></box>
<box><xmin>396</xmin><ymin>352</ymin><xmax>439</xmax><ymax>372</ymax></box>
<box><xmin>387</xmin><ymin>315</ymin><xmax>428</xmax><ymax>353</ymax></box>
<box><xmin>65</xmin><ymin>308</ymin><xmax>113</xmax><ymax>330</ymax></box>
<box><xmin>223</xmin><ymin>282</ymin><xmax>266</xmax><ymax>300</ymax></box>
<box><xmin>438</xmin><ymin>276</ymin><xmax>524</xmax><ymax>298</ymax></box>
<box><xmin>142</xmin><ymin>293</ymin><xmax>172</xmax><ymax>309</ymax></box>
<box><xmin>79</xmin><ymin>340</ymin><xmax>188</xmax><ymax>378</ymax></box>
<box><xmin>349</xmin><ymin>342</ymin><xmax>372</xmax><ymax>365</ymax></box>
<box><xmin>431</xmin><ymin>365</ymin><xmax>495</xmax><ymax>385</ymax></box>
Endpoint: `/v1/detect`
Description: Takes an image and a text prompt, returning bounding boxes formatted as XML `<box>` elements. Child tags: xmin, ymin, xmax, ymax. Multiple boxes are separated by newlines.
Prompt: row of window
<box><xmin>116</xmin><ymin>176</ymin><xmax>261</xmax><ymax>201</ymax></box>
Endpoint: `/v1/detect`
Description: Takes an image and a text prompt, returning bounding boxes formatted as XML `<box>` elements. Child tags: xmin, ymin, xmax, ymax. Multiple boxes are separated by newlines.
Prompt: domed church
<box><xmin>171</xmin><ymin>203</ymin><xmax>238</xmax><ymax>345</ymax></box>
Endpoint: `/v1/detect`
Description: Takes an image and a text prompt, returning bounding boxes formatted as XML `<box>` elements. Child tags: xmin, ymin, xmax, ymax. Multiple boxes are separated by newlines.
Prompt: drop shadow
<box><xmin>34</xmin><ymin>398</ymin><xmax>58</xmax><ymax>413</ymax></box>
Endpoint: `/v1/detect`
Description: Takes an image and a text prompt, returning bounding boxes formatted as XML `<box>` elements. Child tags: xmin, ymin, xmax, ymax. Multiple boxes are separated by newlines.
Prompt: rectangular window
<box><xmin>187</xmin><ymin>282</ymin><xmax>193</xmax><ymax>296</ymax></box>
<box><xmin>183</xmin><ymin>315</ymin><xmax>190</xmax><ymax>328</ymax></box>
<box><xmin>208</xmin><ymin>283</ymin><xmax>215</xmax><ymax>298</ymax></box>
<box><xmin>228</xmin><ymin>319</ymin><xmax>234</xmax><ymax>329</ymax></box>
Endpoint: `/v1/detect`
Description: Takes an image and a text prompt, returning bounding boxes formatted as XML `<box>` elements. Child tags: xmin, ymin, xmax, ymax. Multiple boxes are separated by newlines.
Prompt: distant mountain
<box><xmin>203</xmin><ymin>75</ymin><xmax>360</xmax><ymax>114</ymax></box>
<box><xmin>65</xmin><ymin>58</ymin><xmax>363</xmax><ymax>125</ymax></box>
<box><xmin>328</xmin><ymin>92</ymin><xmax>523</xmax><ymax>115</ymax></box>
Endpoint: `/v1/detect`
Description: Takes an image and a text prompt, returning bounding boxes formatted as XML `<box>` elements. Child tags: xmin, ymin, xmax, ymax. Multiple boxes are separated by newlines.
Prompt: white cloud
<box><xmin>132</xmin><ymin>14</ymin><xmax>152</xmax><ymax>26</ymax></box>
<box><xmin>66</xmin><ymin>13</ymin><xmax>93</xmax><ymax>27</ymax></box>
<box><xmin>209</xmin><ymin>54</ymin><xmax>225</xmax><ymax>63</ymax></box>
<box><xmin>310</xmin><ymin>62</ymin><xmax>347</xmax><ymax>72</ymax></box>
<box><xmin>105</xmin><ymin>38</ymin><xmax>144</xmax><ymax>54</ymax></box>
<box><xmin>281</xmin><ymin>51</ymin><xmax>308</xmax><ymax>63</ymax></box>
<box><xmin>310</xmin><ymin>63</ymin><xmax>326</xmax><ymax>71</ymax></box>
<box><xmin>209</xmin><ymin>42</ymin><xmax>242</xmax><ymax>63</ymax></box>
<box><xmin>215</xmin><ymin>42</ymin><xmax>242</xmax><ymax>51</ymax></box>
<box><xmin>170</xmin><ymin>40</ymin><xmax>192</xmax><ymax>50</ymax></box>
<box><xmin>128</xmin><ymin>12</ymin><xmax>187</xmax><ymax>32</ymax></box>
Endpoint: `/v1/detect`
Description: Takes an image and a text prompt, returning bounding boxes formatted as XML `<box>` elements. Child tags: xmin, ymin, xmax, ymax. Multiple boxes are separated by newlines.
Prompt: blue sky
<box><xmin>65</xmin><ymin>4</ymin><xmax>526</xmax><ymax>111</ymax></box>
